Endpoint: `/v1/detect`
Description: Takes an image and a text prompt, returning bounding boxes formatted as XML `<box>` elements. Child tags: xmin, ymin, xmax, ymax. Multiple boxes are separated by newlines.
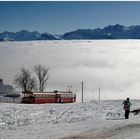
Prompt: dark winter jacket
<box><xmin>123</xmin><ymin>100</ymin><xmax>132</xmax><ymax>110</ymax></box>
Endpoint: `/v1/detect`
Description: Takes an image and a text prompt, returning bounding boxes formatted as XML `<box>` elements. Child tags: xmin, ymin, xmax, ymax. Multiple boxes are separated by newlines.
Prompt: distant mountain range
<box><xmin>0</xmin><ymin>30</ymin><xmax>59</xmax><ymax>41</ymax></box>
<box><xmin>1</xmin><ymin>24</ymin><xmax>140</xmax><ymax>41</ymax></box>
<box><xmin>63</xmin><ymin>24</ymin><xmax>140</xmax><ymax>40</ymax></box>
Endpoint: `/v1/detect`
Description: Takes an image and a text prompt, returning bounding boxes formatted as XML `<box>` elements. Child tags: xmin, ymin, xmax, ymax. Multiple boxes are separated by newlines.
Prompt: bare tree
<box><xmin>33</xmin><ymin>64</ymin><xmax>49</xmax><ymax>92</ymax></box>
<box><xmin>14</xmin><ymin>68</ymin><xmax>36</xmax><ymax>92</ymax></box>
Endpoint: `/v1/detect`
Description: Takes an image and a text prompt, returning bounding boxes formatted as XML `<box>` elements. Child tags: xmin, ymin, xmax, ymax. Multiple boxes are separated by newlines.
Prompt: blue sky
<box><xmin>1</xmin><ymin>1</ymin><xmax>140</xmax><ymax>34</ymax></box>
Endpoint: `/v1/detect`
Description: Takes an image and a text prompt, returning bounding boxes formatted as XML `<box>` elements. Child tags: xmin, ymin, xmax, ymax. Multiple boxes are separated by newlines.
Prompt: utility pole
<box><xmin>92</xmin><ymin>89</ymin><xmax>94</xmax><ymax>101</ymax></box>
<box><xmin>99</xmin><ymin>87</ymin><xmax>100</xmax><ymax>101</ymax></box>
<box><xmin>82</xmin><ymin>81</ymin><xmax>83</xmax><ymax>103</ymax></box>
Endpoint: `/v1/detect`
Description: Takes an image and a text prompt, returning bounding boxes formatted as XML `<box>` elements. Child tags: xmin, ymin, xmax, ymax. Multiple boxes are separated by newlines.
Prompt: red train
<box><xmin>21</xmin><ymin>90</ymin><xmax>76</xmax><ymax>104</ymax></box>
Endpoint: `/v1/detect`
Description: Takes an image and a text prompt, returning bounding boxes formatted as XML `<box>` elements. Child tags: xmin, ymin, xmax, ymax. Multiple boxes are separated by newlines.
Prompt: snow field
<box><xmin>0</xmin><ymin>100</ymin><xmax>140</xmax><ymax>138</ymax></box>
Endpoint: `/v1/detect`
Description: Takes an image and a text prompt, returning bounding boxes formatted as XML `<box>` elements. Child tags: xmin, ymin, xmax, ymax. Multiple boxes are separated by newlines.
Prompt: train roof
<box><xmin>22</xmin><ymin>91</ymin><xmax>74</xmax><ymax>95</ymax></box>
<box><xmin>33</xmin><ymin>91</ymin><xmax>74</xmax><ymax>95</ymax></box>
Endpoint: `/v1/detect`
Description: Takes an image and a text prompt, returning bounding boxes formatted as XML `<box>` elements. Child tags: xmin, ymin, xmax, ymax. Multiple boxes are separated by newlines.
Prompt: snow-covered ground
<box><xmin>0</xmin><ymin>100</ymin><xmax>140</xmax><ymax>139</ymax></box>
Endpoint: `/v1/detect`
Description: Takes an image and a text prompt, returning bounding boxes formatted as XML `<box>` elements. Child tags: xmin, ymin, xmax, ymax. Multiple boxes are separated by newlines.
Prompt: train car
<box><xmin>57</xmin><ymin>91</ymin><xmax>76</xmax><ymax>103</ymax></box>
<box><xmin>21</xmin><ymin>90</ymin><xmax>76</xmax><ymax>104</ymax></box>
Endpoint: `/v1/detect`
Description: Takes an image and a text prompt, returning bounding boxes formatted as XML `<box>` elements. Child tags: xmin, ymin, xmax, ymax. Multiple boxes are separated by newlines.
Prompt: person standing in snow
<box><xmin>123</xmin><ymin>98</ymin><xmax>132</xmax><ymax>119</ymax></box>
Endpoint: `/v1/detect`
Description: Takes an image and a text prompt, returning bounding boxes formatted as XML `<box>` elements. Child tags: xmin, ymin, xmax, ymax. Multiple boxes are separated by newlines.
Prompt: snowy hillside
<box><xmin>0</xmin><ymin>100</ymin><xmax>140</xmax><ymax>138</ymax></box>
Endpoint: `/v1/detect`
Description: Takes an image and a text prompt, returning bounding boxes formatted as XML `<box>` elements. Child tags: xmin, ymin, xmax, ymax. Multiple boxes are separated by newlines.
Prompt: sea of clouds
<box><xmin>1</xmin><ymin>40</ymin><xmax>140</xmax><ymax>101</ymax></box>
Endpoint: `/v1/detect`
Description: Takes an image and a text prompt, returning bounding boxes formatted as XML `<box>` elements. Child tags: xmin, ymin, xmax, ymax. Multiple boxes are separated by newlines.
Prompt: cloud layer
<box><xmin>1</xmin><ymin>40</ymin><xmax>140</xmax><ymax>101</ymax></box>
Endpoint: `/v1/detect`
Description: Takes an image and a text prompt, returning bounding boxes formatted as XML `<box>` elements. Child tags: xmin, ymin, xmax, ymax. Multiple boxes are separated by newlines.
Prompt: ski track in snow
<box><xmin>0</xmin><ymin>100</ymin><xmax>140</xmax><ymax>138</ymax></box>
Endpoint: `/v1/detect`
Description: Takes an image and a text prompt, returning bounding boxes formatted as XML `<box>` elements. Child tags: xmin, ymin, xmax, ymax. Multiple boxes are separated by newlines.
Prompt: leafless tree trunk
<box><xmin>14</xmin><ymin>68</ymin><xmax>36</xmax><ymax>92</ymax></box>
<box><xmin>33</xmin><ymin>64</ymin><xmax>49</xmax><ymax>92</ymax></box>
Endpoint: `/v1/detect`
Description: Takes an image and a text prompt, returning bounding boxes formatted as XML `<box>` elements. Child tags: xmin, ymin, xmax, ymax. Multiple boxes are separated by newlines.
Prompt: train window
<box><xmin>36</xmin><ymin>95</ymin><xmax>39</xmax><ymax>98</ymax></box>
